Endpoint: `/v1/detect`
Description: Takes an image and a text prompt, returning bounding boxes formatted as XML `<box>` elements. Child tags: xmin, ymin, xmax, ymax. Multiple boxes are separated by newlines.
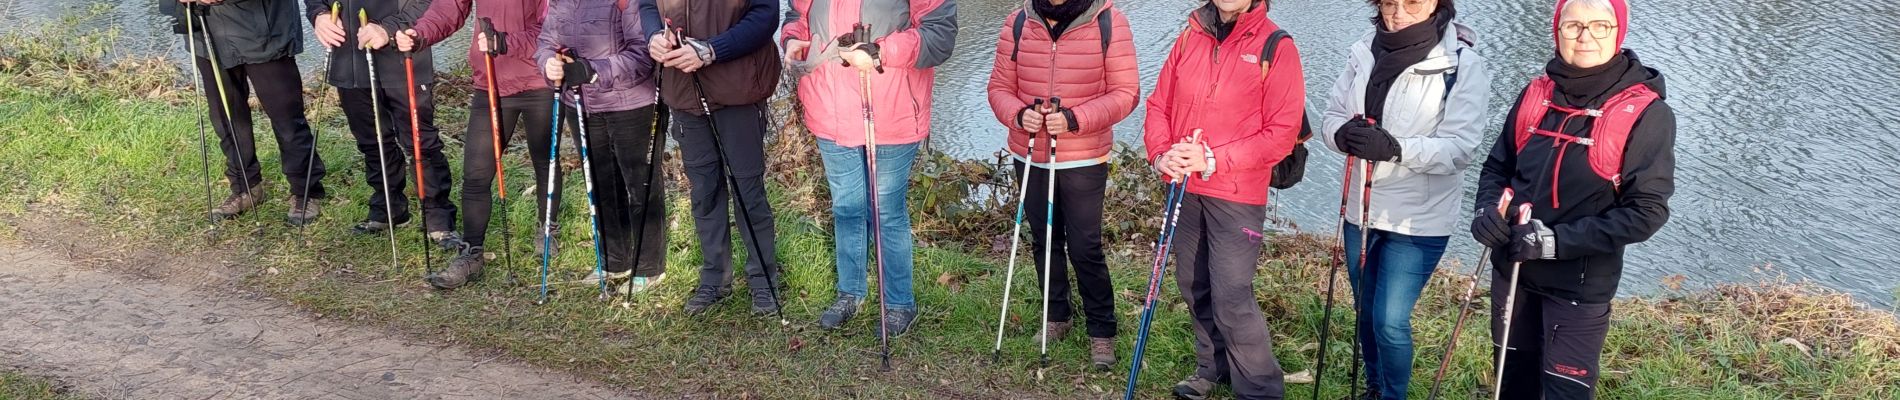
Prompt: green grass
<box><xmin>3</xmin><ymin>18</ymin><xmax>1898</xmax><ymax>399</ymax></box>
<box><xmin>0</xmin><ymin>372</ymin><xmax>80</xmax><ymax>400</ymax></box>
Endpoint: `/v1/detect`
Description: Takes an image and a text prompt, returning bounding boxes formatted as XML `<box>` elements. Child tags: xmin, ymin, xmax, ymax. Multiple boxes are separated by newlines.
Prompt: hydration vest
<box><xmin>1511</xmin><ymin>77</ymin><xmax>1659</xmax><ymax>208</ymax></box>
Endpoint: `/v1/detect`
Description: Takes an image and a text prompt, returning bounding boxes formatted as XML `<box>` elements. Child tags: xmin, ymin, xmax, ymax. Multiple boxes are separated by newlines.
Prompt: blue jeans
<box><xmin>818</xmin><ymin>138</ymin><xmax>919</xmax><ymax>310</ymax></box>
<box><xmin>1343</xmin><ymin>223</ymin><xmax>1450</xmax><ymax>399</ymax></box>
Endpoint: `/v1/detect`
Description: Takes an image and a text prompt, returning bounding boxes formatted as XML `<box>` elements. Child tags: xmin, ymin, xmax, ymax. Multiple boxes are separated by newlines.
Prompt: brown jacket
<box><xmin>649</xmin><ymin>0</ymin><xmax>781</xmax><ymax>114</ymax></box>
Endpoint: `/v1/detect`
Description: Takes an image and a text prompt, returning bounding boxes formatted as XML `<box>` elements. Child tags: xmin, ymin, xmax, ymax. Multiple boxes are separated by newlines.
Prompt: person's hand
<box><xmin>1340</xmin><ymin>123</ymin><xmax>1401</xmax><ymax>162</ymax></box>
<box><xmin>543</xmin><ymin>56</ymin><xmax>565</xmax><ymax>83</ymax></box>
<box><xmin>1153</xmin><ymin>153</ymin><xmax>1183</xmax><ymax>181</ymax></box>
<box><xmin>648</xmin><ymin>32</ymin><xmax>677</xmax><ymax>60</ymax></box>
<box><xmin>313</xmin><ymin>13</ymin><xmax>347</xmax><ymax>49</ymax></box>
<box><xmin>1472</xmin><ymin>203</ymin><xmax>1514</xmax><ymax>248</ymax></box>
<box><xmin>474</xmin><ymin>30</ymin><xmax>492</xmax><ymax>53</ymax></box>
<box><xmin>1043</xmin><ymin>105</ymin><xmax>1072</xmax><ymax>136</ymax></box>
<box><xmin>358</xmin><ymin>22</ymin><xmax>390</xmax><ymax>50</ymax></box>
<box><xmin>670</xmin><ymin>37</ymin><xmax>711</xmax><ymax>73</ymax></box>
<box><xmin>784</xmin><ymin>38</ymin><xmax>811</xmax><ymax>63</ymax></box>
<box><xmin>1509</xmin><ymin>218</ymin><xmax>1556</xmax><ymax>262</ymax></box>
<box><xmin>395</xmin><ymin>29</ymin><xmax>418</xmax><ymax>52</ymax></box>
<box><xmin>1166</xmin><ymin>135</ymin><xmax>1208</xmax><ymax>174</ymax></box>
<box><xmin>1018</xmin><ymin>102</ymin><xmax>1045</xmax><ymax>133</ymax></box>
<box><xmin>841</xmin><ymin>43</ymin><xmax>881</xmax><ymax>73</ymax></box>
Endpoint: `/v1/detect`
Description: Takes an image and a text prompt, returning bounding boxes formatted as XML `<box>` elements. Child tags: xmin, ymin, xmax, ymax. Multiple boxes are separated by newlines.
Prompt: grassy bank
<box><xmin>0</xmin><ymin>371</ymin><xmax>80</xmax><ymax>400</ymax></box>
<box><xmin>4</xmin><ymin>15</ymin><xmax>1899</xmax><ymax>399</ymax></box>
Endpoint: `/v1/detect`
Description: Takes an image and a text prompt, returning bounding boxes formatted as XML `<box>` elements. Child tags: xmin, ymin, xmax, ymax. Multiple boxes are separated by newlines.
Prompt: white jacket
<box><xmin>1319</xmin><ymin>22</ymin><xmax>1492</xmax><ymax>237</ymax></box>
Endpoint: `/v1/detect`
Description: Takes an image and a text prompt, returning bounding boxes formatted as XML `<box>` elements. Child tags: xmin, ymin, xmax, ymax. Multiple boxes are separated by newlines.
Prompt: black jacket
<box><xmin>302</xmin><ymin>0</ymin><xmax>435</xmax><ymax>89</ymax></box>
<box><xmin>163</xmin><ymin>0</ymin><xmax>305</xmax><ymax>67</ymax></box>
<box><xmin>1476</xmin><ymin>50</ymin><xmax>1677</xmax><ymax>303</ymax></box>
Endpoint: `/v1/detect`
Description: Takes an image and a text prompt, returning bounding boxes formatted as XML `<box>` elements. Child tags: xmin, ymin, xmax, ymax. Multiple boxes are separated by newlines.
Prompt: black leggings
<box><xmin>458</xmin><ymin>89</ymin><xmax>559</xmax><ymax>248</ymax></box>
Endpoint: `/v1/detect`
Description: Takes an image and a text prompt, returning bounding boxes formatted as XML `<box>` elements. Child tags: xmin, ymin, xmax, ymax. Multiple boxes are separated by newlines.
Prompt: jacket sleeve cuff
<box><xmin>1061</xmin><ymin>108</ymin><xmax>1079</xmax><ymax>132</ymax></box>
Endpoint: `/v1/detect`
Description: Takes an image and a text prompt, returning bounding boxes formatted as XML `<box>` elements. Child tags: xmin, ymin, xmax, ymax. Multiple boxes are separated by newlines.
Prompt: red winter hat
<box><xmin>1553</xmin><ymin>0</ymin><xmax>1630</xmax><ymax>50</ymax></box>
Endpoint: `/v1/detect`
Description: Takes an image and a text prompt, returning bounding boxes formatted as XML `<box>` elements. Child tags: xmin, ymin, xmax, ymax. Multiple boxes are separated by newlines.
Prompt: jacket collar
<box><xmin>1022</xmin><ymin>0</ymin><xmax>1113</xmax><ymax>35</ymax></box>
<box><xmin>1188</xmin><ymin>1</ymin><xmax>1268</xmax><ymax>42</ymax></box>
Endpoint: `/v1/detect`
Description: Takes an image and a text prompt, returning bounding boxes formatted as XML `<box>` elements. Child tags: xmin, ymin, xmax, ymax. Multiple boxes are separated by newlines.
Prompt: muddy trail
<box><xmin>0</xmin><ymin>217</ymin><xmax>635</xmax><ymax>399</ymax></box>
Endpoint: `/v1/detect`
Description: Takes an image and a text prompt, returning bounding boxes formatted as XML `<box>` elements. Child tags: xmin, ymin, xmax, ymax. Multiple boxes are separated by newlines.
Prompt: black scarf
<box><xmin>1363</xmin><ymin>11</ymin><xmax>1451</xmax><ymax>121</ymax></box>
<box><xmin>1034</xmin><ymin>0</ymin><xmax>1093</xmax><ymax>39</ymax></box>
<box><xmin>1545</xmin><ymin>51</ymin><xmax>1634</xmax><ymax>108</ymax></box>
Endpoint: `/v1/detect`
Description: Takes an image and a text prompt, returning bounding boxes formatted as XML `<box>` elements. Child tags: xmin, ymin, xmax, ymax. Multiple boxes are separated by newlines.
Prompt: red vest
<box><xmin>1511</xmin><ymin>77</ymin><xmax>1659</xmax><ymax>208</ymax></box>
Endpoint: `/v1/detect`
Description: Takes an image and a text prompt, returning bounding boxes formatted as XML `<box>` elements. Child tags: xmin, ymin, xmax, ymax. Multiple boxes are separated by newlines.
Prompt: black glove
<box><xmin>1471</xmin><ymin>205</ymin><xmax>1513</xmax><ymax>249</ymax></box>
<box><xmin>1509</xmin><ymin>219</ymin><xmax>1557</xmax><ymax>262</ymax></box>
<box><xmin>479</xmin><ymin>17</ymin><xmax>508</xmax><ymax>55</ymax></box>
<box><xmin>1332</xmin><ymin>117</ymin><xmax>1372</xmax><ymax>151</ymax></box>
<box><xmin>557</xmin><ymin>48</ymin><xmax>596</xmax><ymax>90</ymax></box>
<box><xmin>836</xmin><ymin>23</ymin><xmax>884</xmax><ymax>73</ymax></box>
<box><xmin>1339</xmin><ymin>122</ymin><xmax>1401</xmax><ymax>162</ymax></box>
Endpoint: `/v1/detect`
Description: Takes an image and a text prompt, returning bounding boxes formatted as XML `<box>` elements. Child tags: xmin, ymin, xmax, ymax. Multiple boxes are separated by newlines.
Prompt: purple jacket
<box><xmin>534</xmin><ymin>0</ymin><xmax>655</xmax><ymax>113</ymax></box>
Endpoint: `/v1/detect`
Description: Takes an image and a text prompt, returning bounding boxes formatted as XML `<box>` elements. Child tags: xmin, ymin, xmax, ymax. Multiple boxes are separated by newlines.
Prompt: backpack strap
<box><xmin>1443</xmin><ymin>48</ymin><xmax>1461</xmax><ymax>101</ymax></box>
<box><xmin>1009</xmin><ymin>11</ymin><xmax>1028</xmax><ymax>62</ymax></box>
<box><xmin>1259</xmin><ymin>29</ymin><xmax>1290</xmax><ymax>78</ymax></box>
<box><xmin>1097</xmin><ymin>9</ymin><xmax>1114</xmax><ymax>54</ymax></box>
<box><xmin>1585</xmin><ymin>84</ymin><xmax>1659</xmax><ymax>189</ymax></box>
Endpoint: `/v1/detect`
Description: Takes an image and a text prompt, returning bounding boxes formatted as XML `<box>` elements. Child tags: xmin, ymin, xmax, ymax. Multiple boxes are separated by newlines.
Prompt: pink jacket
<box><xmin>1142</xmin><ymin>3</ymin><xmax>1305</xmax><ymax>206</ymax></box>
<box><xmin>781</xmin><ymin>0</ymin><xmax>959</xmax><ymax>147</ymax></box>
<box><xmin>986</xmin><ymin>0</ymin><xmax>1139</xmax><ymax>166</ymax></box>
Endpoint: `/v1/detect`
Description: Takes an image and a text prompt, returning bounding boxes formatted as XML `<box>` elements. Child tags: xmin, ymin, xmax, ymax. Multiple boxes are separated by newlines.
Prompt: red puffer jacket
<box><xmin>986</xmin><ymin>0</ymin><xmax>1139</xmax><ymax>166</ymax></box>
<box><xmin>1141</xmin><ymin>2</ymin><xmax>1304</xmax><ymax>206</ymax></box>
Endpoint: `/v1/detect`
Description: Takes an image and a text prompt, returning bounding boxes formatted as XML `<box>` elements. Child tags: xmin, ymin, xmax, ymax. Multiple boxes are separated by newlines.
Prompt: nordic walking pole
<box><xmin>537</xmin><ymin>81</ymin><xmax>565</xmax><ymax>305</ymax></box>
<box><xmin>1426</xmin><ymin>188</ymin><xmax>1514</xmax><ymax>400</ymax></box>
<box><xmin>403</xmin><ymin>33</ymin><xmax>435</xmax><ymax>277</ymax></box>
<box><xmin>553</xmin><ymin>49</ymin><xmax>609</xmax><ymax>300</ymax></box>
<box><xmin>1349</xmin><ymin>156</ymin><xmax>1375</xmax><ymax>399</ymax></box>
<box><xmin>623</xmin><ymin>51</ymin><xmax>665</xmax><ymax>307</ymax></box>
<box><xmin>668</xmin><ymin>21</ymin><xmax>787</xmax><ymax>325</ymax></box>
<box><xmin>183</xmin><ymin>5</ymin><xmax>214</xmax><ymax>231</ymax></box>
<box><xmin>477</xmin><ymin>17</ymin><xmax>516</xmax><ymax>285</ymax></box>
<box><xmin>1036</xmin><ymin>97</ymin><xmax>1063</xmax><ymax>369</ymax></box>
<box><xmin>361</xmin><ymin>9</ymin><xmax>402</xmax><ymax>273</ymax></box>
<box><xmin>1121</xmin><ymin>129</ymin><xmax>1201</xmax><ymax>400</ymax></box>
<box><xmin>1491</xmin><ymin>203</ymin><xmax>1535</xmax><ymax>400</ymax></box>
<box><xmin>1312</xmin><ymin>153</ymin><xmax>1359</xmax><ymax>400</ymax></box>
<box><xmin>844</xmin><ymin>22</ymin><xmax>892</xmax><ymax>371</ymax></box>
<box><xmin>194</xmin><ymin>5</ymin><xmax>257</xmax><ymax>226</ymax></box>
<box><xmin>989</xmin><ymin>98</ymin><xmax>1044</xmax><ymax>364</ymax></box>
<box><xmin>297</xmin><ymin>1</ymin><xmax>341</xmax><ymax>245</ymax></box>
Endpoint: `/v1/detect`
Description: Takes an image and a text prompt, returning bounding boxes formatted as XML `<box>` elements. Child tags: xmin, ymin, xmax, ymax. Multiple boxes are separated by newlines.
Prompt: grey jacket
<box><xmin>1319</xmin><ymin>22</ymin><xmax>1493</xmax><ymax>237</ymax></box>
<box><xmin>164</xmin><ymin>0</ymin><xmax>305</xmax><ymax>67</ymax></box>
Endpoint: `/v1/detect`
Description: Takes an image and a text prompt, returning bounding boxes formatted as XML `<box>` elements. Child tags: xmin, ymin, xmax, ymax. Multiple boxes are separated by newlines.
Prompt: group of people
<box><xmin>168</xmin><ymin>0</ymin><xmax>1674</xmax><ymax>398</ymax></box>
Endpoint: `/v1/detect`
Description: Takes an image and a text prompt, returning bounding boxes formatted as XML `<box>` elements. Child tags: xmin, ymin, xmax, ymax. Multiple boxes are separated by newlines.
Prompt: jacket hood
<box><xmin>1188</xmin><ymin>1</ymin><xmax>1268</xmax><ymax>40</ymax></box>
<box><xmin>1021</xmin><ymin>0</ymin><xmax>1112</xmax><ymax>35</ymax></box>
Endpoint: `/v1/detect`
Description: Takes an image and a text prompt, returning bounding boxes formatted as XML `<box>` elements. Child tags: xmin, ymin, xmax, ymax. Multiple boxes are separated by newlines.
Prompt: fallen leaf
<box><xmin>1298</xmin><ymin>342</ymin><xmax>1319</xmax><ymax>353</ymax></box>
<box><xmin>1284</xmin><ymin>369</ymin><xmax>1315</xmax><ymax>384</ymax></box>
<box><xmin>1777</xmin><ymin>337</ymin><xmax>1812</xmax><ymax>357</ymax></box>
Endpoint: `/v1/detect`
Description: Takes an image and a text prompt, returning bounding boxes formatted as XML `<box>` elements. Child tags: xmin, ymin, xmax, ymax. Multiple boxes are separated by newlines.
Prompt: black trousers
<box><xmin>338</xmin><ymin>83</ymin><xmax>454</xmax><ymax>230</ymax></box>
<box><xmin>673</xmin><ymin>103</ymin><xmax>778</xmax><ymax>289</ymax></box>
<box><xmin>1491</xmin><ymin>273</ymin><xmax>1613</xmax><ymax>400</ymax></box>
<box><xmin>1172</xmin><ymin>194</ymin><xmax>1285</xmax><ymax>400</ymax></box>
<box><xmin>458</xmin><ymin>89</ymin><xmax>560</xmax><ymax>249</ymax></box>
<box><xmin>564</xmin><ymin>106</ymin><xmax>667</xmax><ymax>277</ymax></box>
<box><xmin>193</xmin><ymin>56</ymin><xmax>326</xmax><ymax>198</ymax></box>
<box><xmin>1015</xmin><ymin>161</ymin><xmax>1117</xmax><ymax>339</ymax></box>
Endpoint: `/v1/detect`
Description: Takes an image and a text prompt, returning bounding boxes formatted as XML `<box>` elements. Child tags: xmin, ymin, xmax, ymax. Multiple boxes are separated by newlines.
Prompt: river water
<box><xmin>6</xmin><ymin>0</ymin><xmax>1899</xmax><ymax>308</ymax></box>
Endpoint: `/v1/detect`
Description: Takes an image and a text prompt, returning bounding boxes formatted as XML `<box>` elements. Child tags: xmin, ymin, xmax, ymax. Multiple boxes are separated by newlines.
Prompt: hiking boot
<box><xmin>351</xmin><ymin>213</ymin><xmax>410</xmax><ymax>235</ymax></box>
<box><xmin>1033</xmin><ymin>320</ymin><xmax>1073</xmax><ymax>344</ymax></box>
<box><xmin>817</xmin><ymin>294</ymin><xmax>863</xmax><ymax>330</ymax></box>
<box><xmin>532</xmin><ymin>224</ymin><xmax>560</xmax><ymax>256</ymax></box>
<box><xmin>286</xmin><ymin>195</ymin><xmax>320</xmax><ymax>226</ymax></box>
<box><xmin>1172</xmin><ymin>375</ymin><xmax>1215</xmax><ymax>400</ymax></box>
<box><xmin>750</xmin><ymin>285</ymin><xmax>781</xmax><ymax>316</ymax></box>
<box><xmin>1089</xmin><ymin>337</ymin><xmax>1117</xmax><ymax>371</ymax></box>
<box><xmin>429</xmin><ymin>231</ymin><xmax>465</xmax><ymax>251</ymax></box>
<box><xmin>1343</xmin><ymin>389</ymin><xmax>1381</xmax><ymax>400</ymax></box>
<box><xmin>427</xmin><ymin>246</ymin><xmax>486</xmax><ymax>290</ymax></box>
<box><xmin>876</xmin><ymin>307</ymin><xmax>920</xmax><ymax>338</ymax></box>
<box><xmin>683</xmin><ymin>284</ymin><xmax>731</xmax><ymax>316</ymax></box>
<box><xmin>210</xmin><ymin>186</ymin><xmax>265</xmax><ymax>220</ymax></box>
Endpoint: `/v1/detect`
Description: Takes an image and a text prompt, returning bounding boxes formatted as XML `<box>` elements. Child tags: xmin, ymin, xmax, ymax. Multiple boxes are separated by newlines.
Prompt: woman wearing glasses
<box><xmin>1471</xmin><ymin>0</ymin><xmax>1674</xmax><ymax>397</ymax></box>
<box><xmin>1315</xmin><ymin>0</ymin><xmax>1489</xmax><ymax>397</ymax></box>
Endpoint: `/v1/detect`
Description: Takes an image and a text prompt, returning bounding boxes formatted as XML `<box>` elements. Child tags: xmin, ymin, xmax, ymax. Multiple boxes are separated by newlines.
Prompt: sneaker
<box><xmin>351</xmin><ymin>213</ymin><xmax>410</xmax><ymax>235</ymax></box>
<box><xmin>1344</xmin><ymin>390</ymin><xmax>1381</xmax><ymax>400</ymax></box>
<box><xmin>1089</xmin><ymin>337</ymin><xmax>1117</xmax><ymax>371</ymax></box>
<box><xmin>682</xmin><ymin>284</ymin><xmax>731</xmax><ymax>316</ymax></box>
<box><xmin>876</xmin><ymin>307</ymin><xmax>920</xmax><ymax>338</ymax></box>
<box><xmin>286</xmin><ymin>195</ymin><xmax>321</xmax><ymax>226</ymax></box>
<box><xmin>582</xmin><ymin>269</ymin><xmax>631</xmax><ymax>287</ymax></box>
<box><xmin>1033</xmin><ymin>320</ymin><xmax>1073</xmax><ymax>344</ymax></box>
<box><xmin>427</xmin><ymin>246</ymin><xmax>486</xmax><ymax>290</ymax></box>
<box><xmin>1172</xmin><ymin>375</ymin><xmax>1215</xmax><ymax>400</ymax></box>
<box><xmin>532</xmin><ymin>224</ymin><xmax>560</xmax><ymax>257</ymax></box>
<box><xmin>429</xmin><ymin>231</ymin><xmax>465</xmax><ymax>251</ymax></box>
<box><xmin>750</xmin><ymin>285</ymin><xmax>781</xmax><ymax>316</ymax></box>
<box><xmin>817</xmin><ymin>294</ymin><xmax>863</xmax><ymax>330</ymax></box>
<box><xmin>623</xmin><ymin>273</ymin><xmax>665</xmax><ymax>294</ymax></box>
<box><xmin>211</xmin><ymin>186</ymin><xmax>265</xmax><ymax>220</ymax></box>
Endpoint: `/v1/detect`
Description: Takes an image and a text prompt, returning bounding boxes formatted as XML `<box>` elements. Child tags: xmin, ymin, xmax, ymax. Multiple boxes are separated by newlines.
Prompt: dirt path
<box><xmin>0</xmin><ymin>241</ymin><xmax>634</xmax><ymax>399</ymax></box>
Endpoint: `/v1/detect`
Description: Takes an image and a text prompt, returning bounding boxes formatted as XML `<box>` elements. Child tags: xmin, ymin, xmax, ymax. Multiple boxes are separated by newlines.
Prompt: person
<box><xmin>164</xmin><ymin>0</ymin><xmax>327</xmax><ymax>225</ymax></box>
<box><xmin>397</xmin><ymin>0</ymin><xmax>554</xmax><ymax>289</ymax></box>
<box><xmin>1472</xmin><ymin>0</ymin><xmax>1674</xmax><ymax>398</ymax></box>
<box><xmin>1314</xmin><ymin>0</ymin><xmax>1490</xmax><ymax>397</ymax></box>
<box><xmin>984</xmin><ymin>0</ymin><xmax>1138</xmax><ymax>370</ymax></box>
<box><xmin>638</xmin><ymin>0</ymin><xmax>783</xmax><ymax>315</ymax></box>
<box><xmin>308</xmin><ymin>0</ymin><xmax>457</xmax><ymax>248</ymax></box>
<box><xmin>781</xmin><ymin>0</ymin><xmax>958</xmax><ymax>336</ymax></box>
<box><xmin>1140</xmin><ymin>0</ymin><xmax>1304</xmax><ymax>398</ymax></box>
<box><xmin>534</xmin><ymin>0</ymin><xmax>664</xmax><ymax>295</ymax></box>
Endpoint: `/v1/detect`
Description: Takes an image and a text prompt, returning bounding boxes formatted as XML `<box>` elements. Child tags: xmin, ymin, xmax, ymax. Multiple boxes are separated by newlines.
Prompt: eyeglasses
<box><xmin>1377</xmin><ymin>0</ymin><xmax>1431</xmax><ymax>15</ymax></box>
<box><xmin>1559</xmin><ymin>21</ymin><xmax>1619</xmax><ymax>40</ymax></box>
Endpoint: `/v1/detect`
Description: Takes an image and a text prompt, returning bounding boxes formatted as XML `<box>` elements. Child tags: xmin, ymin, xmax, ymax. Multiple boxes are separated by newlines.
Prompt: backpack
<box><xmin>1510</xmin><ymin>77</ymin><xmax>1659</xmax><ymax>208</ymax></box>
<box><xmin>1261</xmin><ymin>30</ymin><xmax>1312</xmax><ymax>190</ymax></box>
<box><xmin>1008</xmin><ymin>8</ymin><xmax>1115</xmax><ymax>61</ymax></box>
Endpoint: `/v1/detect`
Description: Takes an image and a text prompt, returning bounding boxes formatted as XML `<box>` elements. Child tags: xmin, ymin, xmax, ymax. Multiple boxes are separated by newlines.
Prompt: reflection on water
<box><xmin>6</xmin><ymin>0</ymin><xmax>1898</xmax><ymax>307</ymax></box>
